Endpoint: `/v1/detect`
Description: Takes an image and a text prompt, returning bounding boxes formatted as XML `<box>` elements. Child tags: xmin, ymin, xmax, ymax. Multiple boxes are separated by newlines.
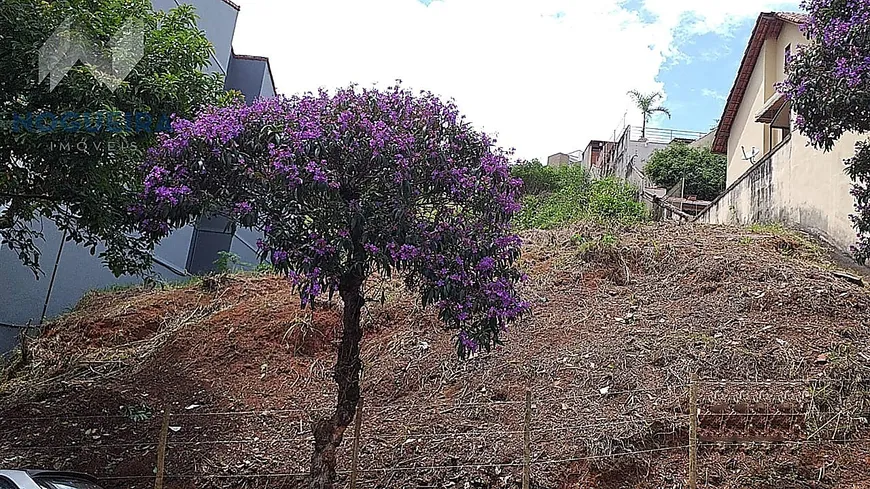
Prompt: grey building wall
<box><xmin>225</xmin><ymin>55</ymin><xmax>271</xmax><ymax>102</ymax></box>
<box><xmin>231</xmin><ymin>228</ymin><xmax>263</xmax><ymax>269</ymax></box>
<box><xmin>151</xmin><ymin>0</ymin><xmax>239</xmax><ymax>76</ymax></box>
<box><xmin>606</xmin><ymin>126</ymin><xmax>676</xmax><ymax>180</ymax></box>
<box><xmin>623</xmin><ymin>140</ymin><xmax>669</xmax><ymax>176</ymax></box>
<box><xmin>260</xmin><ymin>62</ymin><xmax>275</xmax><ymax>100</ymax></box>
<box><xmin>0</xmin><ymin>220</ymin><xmax>187</xmax><ymax>352</ymax></box>
<box><xmin>1</xmin><ymin>0</ymin><xmax>276</xmax><ymax>352</ymax></box>
<box><xmin>546</xmin><ymin>153</ymin><xmax>570</xmax><ymax>167</ymax></box>
<box><xmin>188</xmin><ymin>52</ymin><xmax>276</xmax><ymax>274</ymax></box>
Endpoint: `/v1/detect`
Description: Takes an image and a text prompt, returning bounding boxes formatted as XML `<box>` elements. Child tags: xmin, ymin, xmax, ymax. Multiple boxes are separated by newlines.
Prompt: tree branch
<box><xmin>0</xmin><ymin>193</ymin><xmax>61</xmax><ymax>202</ymax></box>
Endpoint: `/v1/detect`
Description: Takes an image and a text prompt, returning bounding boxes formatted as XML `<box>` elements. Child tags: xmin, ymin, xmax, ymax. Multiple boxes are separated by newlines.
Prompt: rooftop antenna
<box><xmin>741</xmin><ymin>145</ymin><xmax>759</xmax><ymax>164</ymax></box>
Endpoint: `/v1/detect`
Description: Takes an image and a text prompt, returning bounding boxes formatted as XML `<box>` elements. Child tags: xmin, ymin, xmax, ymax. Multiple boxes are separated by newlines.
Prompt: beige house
<box><xmin>547</xmin><ymin>152</ymin><xmax>571</xmax><ymax>166</ymax></box>
<box><xmin>697</xmin><ymin>12</ymin><xmax>864</xmax><ymax>253</ymax></box>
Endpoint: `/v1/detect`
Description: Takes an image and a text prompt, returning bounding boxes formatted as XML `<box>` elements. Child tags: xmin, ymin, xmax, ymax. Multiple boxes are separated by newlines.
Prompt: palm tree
<box><xmin>627</xmin><ymin>90</ymin><xmax>671</xmax><ymax>141</ymax></box>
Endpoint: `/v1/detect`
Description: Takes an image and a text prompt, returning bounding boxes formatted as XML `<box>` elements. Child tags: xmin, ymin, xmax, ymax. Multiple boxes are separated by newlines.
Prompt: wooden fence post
<box><xmin>349</xmin><ymin>397</ymin><xmax>364</xmax><ymax>489</ymax></box>
<box><xmin>688</xmin><ymin>374</ymin><xmax>699</xmax><ymax>489</ymax></box>
<box><xmin>155</xmin><ymin>407</ymin><xmax>170</xmax><ymax>489</ymax></box>
<box><xmin>18</xmin><ymin>324</ymin><xmax>30</xmax><ymax>366</ymax></box>
<box><xmin>523</xmin><ymin>390</ymin><xmax>531</xmax><ymax>489</ymax></box>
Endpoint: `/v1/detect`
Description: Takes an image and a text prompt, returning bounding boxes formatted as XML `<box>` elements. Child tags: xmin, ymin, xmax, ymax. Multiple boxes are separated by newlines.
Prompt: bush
<box><xmin>644</xmin><ymin>143</ymin><xmax>726</xmax><ymax>201</ymax></box>
<box><xmin>510</xmin><ymin>159</ymin><xmax>562</xmax><ymax>195</ymax></box>
<box><xmin>513</xmin><ymin>164</ymin><xmax>646</xmax><ymax>229</ymax></box>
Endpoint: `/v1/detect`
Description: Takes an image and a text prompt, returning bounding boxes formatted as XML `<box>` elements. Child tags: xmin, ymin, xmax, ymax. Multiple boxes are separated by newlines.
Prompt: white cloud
<box><xmin>230</xmin><ymin>0</ymin><xmax>796</xmax><ymax>161</ymax></box>
<box><xmin>701</xmin><ymin>88</ymin><xmax>727</xmax><ymax>101</ymax></box>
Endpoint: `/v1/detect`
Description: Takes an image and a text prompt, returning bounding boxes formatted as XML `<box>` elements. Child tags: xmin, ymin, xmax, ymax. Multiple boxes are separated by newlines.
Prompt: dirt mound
<box><xmin>1</xmin><ymin>222</ymin><xmax>869</xmax><ymax>489</ymax></box>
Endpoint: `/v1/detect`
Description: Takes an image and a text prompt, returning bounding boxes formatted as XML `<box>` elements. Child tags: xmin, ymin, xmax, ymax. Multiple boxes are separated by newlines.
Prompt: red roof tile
<box><xmin>775</xmin><ymin>12</ymin><xmax>808</xmax><ymax>24</ymax></box>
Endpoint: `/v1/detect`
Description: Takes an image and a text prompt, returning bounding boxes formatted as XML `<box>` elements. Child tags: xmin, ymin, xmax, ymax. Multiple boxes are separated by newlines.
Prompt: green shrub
<box><xmin>644</xmin><ymin>143</ymin><xmax>726</xmax><ymax>201</ymax></box>
<box><xmin>586</xmin><ymin>178</ymin><xmax>647</xmax><ymax>222</ymax></box>
<box><xmin>513</xmin><ymin>164</ymin><xmax>646</xmax><ymax>230</ymax></box>
<box><xmin>510</xmin><ymin>159</ymin><xmax>562</xmax><ymax>195</ymax></box>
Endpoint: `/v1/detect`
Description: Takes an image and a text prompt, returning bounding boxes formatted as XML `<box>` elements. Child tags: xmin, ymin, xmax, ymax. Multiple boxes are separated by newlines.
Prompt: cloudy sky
<box><xmin>230</xmin><ymin>0</ymin><xmax>799</xmax><ymax>161</ymax></box>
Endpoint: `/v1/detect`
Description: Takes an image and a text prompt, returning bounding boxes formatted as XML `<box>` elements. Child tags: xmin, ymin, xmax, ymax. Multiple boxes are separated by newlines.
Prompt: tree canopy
<box><xmin>510</xmin><ymin>158</ymin><xmax>562</xmax><ymax>195</ymax></box>
<box><xmin>0</xmin><ymin>0</ymin><xmax>224</xmax><ymax>276</ymax></box>
<box><xmin>644</xmin><ymin>142</ymin><xmax>726</xmax><ymax>201</ymax></box>
<box><xmin>133</xmin><ymin>84</ymin><xmax>529</xmax><ymax>487</ymax></box>
<box><xmin>627</xmin><ymin>90</ymin><xmax>671</xmax><ymax>139</ymax></box>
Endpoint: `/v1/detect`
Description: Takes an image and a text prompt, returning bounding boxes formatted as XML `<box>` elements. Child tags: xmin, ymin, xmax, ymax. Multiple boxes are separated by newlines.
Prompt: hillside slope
<box><xmin>1</xmin><ymin>222</ymin><xmax>869</xmax><ymax>489</ymax></box>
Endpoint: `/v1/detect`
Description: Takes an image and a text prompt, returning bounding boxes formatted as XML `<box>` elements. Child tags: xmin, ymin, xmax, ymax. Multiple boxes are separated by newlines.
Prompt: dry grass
<box><xmin>1</xmin><ymin>222</ymin><xmax>869</xmax><ymax>488</ymax></box>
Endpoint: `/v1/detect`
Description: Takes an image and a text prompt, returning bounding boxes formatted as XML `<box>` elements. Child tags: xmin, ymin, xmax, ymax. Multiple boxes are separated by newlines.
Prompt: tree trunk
<box><xmin>309</xmin><ymin>271</ymin><xmax>365</xmax><ymax>489</ymax></box>
<box><xmin>641</xmin><ymin>115</ymin><xmax>647</xmax><ymax>141</ymax></box>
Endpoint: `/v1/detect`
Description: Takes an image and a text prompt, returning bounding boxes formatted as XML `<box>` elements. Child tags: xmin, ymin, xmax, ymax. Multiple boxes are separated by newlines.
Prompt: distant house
<box><xmin>589</xmin><ymin>125</ymin><xmax>706</xmax><ymax>181</ymax></box>
<box><xmin>567</xmin><ymin>125</ymin><xmax>705</xmax><ymax>191</ymax></box>
<box><xmin>546</xmin><ymin>152</ymin><xmax>571</xmax><ymax>166</ymax></box>
<box><xmin>689</xmin><ymin>129</ymin><xmax>716</xmax><ymax>150</ymax></box>
<box><xmin>0</xmin><ymin>0</ymin><xmax>276</xmax><ymax>351</ymax></box>
<box><xmin>579</xmin><ymin>140</ymin><xmax>610</xmax><ymax>173</ymax></box>
<box><xmin>552</xmin><ymin>128</ymin><xmax>710</xmax><ymax>221</ymax></box>
<box><xmin>696</xmin><ymin>12</ymin><xmax>863</xmax><ymax>253</ymax></box>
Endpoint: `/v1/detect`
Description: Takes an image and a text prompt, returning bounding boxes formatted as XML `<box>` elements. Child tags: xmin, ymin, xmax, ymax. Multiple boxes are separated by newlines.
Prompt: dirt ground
<box><xmin>1</xmin><ymin>222</ymin><xmax>869</xmax><ymax>489</ymax></box>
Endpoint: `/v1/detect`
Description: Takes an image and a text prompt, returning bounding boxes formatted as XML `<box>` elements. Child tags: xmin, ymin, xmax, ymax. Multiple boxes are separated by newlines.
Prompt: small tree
<box><xmin>510</xmin><ymin>159</ymin><xmax>562</xmax><ymax>195</ymax></box>
<box><xmin>134</xmin><ymin>84</ymin><xmax>529</xmax><ymax>487</ymax></box>
<box><xmin>644</xmin><ymin>143</ymin><xmax>726</xmax><ymax>201</ymax></box>
<box><xmin>627</xmin><ymin>90</ymin><xmax>671</xmax><ymax>140</ymax></box>
<box><xmin>778</xmin><ymin>0</ymin><xmax>870</xmax><ymax>261</ymax></box>
<box><xmin>0</xmin><ymin>0</ymin><xmax>224</xmax><ymax>275</ymax></box>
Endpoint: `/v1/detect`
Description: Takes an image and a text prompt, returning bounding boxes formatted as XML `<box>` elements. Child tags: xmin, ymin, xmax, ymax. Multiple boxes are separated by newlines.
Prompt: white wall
<box><xmin>698</xmin><ymin>129</ymin><xmax>864</xmax><ymax>254</ymax></box>
<box><xmin>726</xmin><ymin>44</ymin><xmax>768</xmax><ymax>186</ymax></box>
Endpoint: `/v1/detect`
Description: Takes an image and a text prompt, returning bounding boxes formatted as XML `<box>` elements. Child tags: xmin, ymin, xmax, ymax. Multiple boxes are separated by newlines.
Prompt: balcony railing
<box><xmin>628</xmin><ymin>126</ymin><xmax>706</xmax><ymax>145</ymax></box>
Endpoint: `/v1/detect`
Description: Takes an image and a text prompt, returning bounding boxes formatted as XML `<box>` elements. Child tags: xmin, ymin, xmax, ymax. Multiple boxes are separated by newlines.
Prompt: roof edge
<box><xmin>220</xmin><ymin>0</ymin><xmax>240</xmax><ymax>11</ymax></box>
<box><xmin>232</xmin><ymin>52</ymin><xmax>278</xmax><ymax>97</ymax></box>
<box><xmin>711</xmin><ymin>12</ymin><xmax>782</xmax><ymax>154</ymax></box>
<box><xmin>774</xmin><ymin>12</ymin><xmax>808</xmax><ymax>25</ymax></box>
<box><xmin>233</xmin><ymin>54</ymin><xmax>269</xmax><ymax>62</ymax></box>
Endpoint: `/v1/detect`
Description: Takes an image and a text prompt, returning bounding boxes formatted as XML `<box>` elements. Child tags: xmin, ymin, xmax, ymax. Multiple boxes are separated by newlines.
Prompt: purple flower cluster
<box><xmin>780</xmin><ymin>0</ymin><xmax>870</xmax><ymax>148</ymax></box>
<box><xmin>476</xmin><ymin>256</ymin><xmax>496</xmax><ymax>272</ymax></box>
<box><xmin>233</xmin><ymin>201</ymin><xmax>253</xmax><ymax>215</ymax></box>
<box><xmin>134</xmin><ymin>82</ymin><xmax>528</xmax><ymax>356</ymax></box>
<box><xmin>141</xmin><ymin>165</ymin><xmax>192</xmax><ymax>206</ymax></box>
<box><xmin>392</xmin><ymin>244</ymin><xmax>420</xmax><ymax>261</ymax></box>
<box><xmin>458</xmin><ymin>331</ymin><xmax>479</xmax><ymax>353</ymax></box>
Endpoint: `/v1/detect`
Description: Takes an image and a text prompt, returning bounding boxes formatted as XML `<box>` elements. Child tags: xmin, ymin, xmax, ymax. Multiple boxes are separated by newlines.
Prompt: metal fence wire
<box><xmin>1</xmin><ymin>377</ymin><xmax>868</xmax><ymax>488</ymax></box>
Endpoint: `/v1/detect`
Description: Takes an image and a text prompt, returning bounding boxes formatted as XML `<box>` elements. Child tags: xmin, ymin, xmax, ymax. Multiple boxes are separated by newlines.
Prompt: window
<box><xmin>0</xmin><ymin>477</ymin><xmax>16</xmax><ymax>489</ymax></box>
<box><xmin>784</xmin><ymin>44</ymin><xmax>792</xmax><ymax>69</ymax></box>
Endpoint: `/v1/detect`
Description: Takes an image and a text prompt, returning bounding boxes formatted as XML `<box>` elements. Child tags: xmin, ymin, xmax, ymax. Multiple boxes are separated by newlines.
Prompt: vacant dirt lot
<box><xmin>1</xmin><ymin>222</ymin><xmax>869</xmax><ymax>488</ymax></box>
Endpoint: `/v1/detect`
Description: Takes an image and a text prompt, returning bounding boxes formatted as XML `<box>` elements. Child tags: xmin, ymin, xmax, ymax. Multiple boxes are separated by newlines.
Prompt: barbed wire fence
<box><xmin>1</xmin><ymin>377</ymin><xmax>868</xmax><ymax>488</ymax></box>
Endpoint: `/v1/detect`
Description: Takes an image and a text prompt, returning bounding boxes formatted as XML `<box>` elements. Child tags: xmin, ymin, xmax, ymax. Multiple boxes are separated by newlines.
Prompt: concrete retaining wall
<box><xmin>696</xmin><ymin>132</ymin><xmax>862</xmax><ymax>254</ymax></box>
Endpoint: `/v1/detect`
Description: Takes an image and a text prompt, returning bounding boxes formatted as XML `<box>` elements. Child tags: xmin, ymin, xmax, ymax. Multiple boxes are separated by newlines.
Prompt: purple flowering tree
<box><xmin>779</xmin><ymin>0</ymin><xmax>870</xmax><ymax>260</ymax></box>
<box><xmin>134</xmin><ymin>84</ymin><xmax>529</xmax><ymax>487</ymax></box>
